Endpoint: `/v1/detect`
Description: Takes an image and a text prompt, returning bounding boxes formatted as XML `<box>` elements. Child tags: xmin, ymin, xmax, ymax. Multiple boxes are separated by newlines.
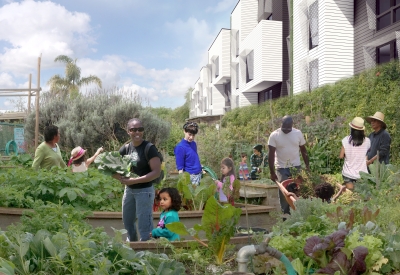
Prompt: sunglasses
<box><xmin>129</xmin><ymin>127</ymin><xmax>144</xmax><ymax>133</ymax></box>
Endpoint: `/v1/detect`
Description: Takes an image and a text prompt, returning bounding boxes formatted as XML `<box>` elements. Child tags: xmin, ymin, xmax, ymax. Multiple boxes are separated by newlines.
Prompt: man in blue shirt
<box><xmin>174</xmin><ymin>122</ymin><xmax>202</xmax><ymax>185</ymax></box>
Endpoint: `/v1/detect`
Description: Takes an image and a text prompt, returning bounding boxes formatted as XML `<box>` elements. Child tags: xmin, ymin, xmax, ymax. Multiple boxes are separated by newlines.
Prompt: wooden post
<box><xmin>27</xmin><ymin>74</ymin><xmax>32</xmax><ymax>113</ymax></box>
<box><xmin>34</xmin><ymin>57</ymin><xmax>41</xmax><ymax>148</ymax></box>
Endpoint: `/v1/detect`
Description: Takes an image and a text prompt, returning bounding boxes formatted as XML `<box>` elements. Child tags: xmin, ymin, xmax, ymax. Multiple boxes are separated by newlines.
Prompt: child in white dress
<box><xmin>68</xmin><ymin>146</ymin><xmax>103</xmax><ymax>172</ymax></box>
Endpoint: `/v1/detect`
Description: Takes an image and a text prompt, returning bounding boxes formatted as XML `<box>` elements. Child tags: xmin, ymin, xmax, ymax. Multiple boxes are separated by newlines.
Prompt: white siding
<box><xmin>209</xmin><ymin>29</ymin><xmax>231</xmax><ymax>85</ymax></box>
<box><xmin>230</xmin><ymin>0</ymin><xmax>260</xmax><ymax>108</ymax></box>
<box><xmin>293</xmin><ymin>0</ymin><xmax>354</xmax><ymax>94</ymax></box>
<box><xmin>212</xmin><ymin>85</ymin><xmax>226</xmax><ymax>115</ymax></box>
<box><xmin>238</xmin><ymin>20</ymin><xmax>282</xmax><ymax>93</ymax></box>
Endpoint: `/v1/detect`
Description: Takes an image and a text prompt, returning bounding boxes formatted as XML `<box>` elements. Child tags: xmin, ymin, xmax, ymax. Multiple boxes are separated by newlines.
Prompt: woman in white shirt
<box><xmin>339</xmin><ymin>117</ymin><xmax>371</xmax><ymax>190</ymax></box>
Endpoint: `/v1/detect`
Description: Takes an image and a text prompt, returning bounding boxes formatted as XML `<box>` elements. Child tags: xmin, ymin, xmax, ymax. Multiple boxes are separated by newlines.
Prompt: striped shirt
<box><xmin>341</xmin><ymin>136</ymin><xmax>371</xmax><ymax>180</ymax></box>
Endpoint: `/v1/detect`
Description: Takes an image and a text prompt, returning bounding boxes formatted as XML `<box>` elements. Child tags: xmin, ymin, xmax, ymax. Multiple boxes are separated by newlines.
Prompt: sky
<box><xmin>0</xmin><ymin>0</ymin><xmax>237</xmax><ymax>111</ymax></box>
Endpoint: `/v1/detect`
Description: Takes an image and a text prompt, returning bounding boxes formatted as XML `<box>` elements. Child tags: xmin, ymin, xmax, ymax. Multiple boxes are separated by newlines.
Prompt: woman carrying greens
<box><xmin>114</xmin><ymin>118</ymin><xmax>162</xmax><ymax>242</ymax></box>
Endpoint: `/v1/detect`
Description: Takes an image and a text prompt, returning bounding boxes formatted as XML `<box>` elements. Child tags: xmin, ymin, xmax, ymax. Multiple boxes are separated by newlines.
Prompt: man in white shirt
<box><xmin>268</xmin><ymin>115</ymin><xmax>310</xmax><ymax>214</ymax></box>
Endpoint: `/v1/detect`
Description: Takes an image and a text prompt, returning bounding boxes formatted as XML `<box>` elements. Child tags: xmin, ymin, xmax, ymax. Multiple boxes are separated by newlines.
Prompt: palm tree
<box><xmin>47</xmin><ymin>55</ymin><xmax>102</xmax><ymax>97</ymax></box>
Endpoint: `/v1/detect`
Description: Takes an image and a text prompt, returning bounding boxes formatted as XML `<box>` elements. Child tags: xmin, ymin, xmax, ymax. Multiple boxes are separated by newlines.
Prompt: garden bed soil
<box><xmin>0</xmin><ymin>203</ymin><xmax>277</xmax><ymax>239</ymax></box>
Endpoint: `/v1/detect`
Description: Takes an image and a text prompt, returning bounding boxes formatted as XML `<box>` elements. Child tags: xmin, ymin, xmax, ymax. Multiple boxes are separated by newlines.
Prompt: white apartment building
<box><xmin>292</xmin><ymin>0</ymin><xmax>354</xmax><ymax>94</ymax></box>
<box><xmin>189</xmin><ymin>0</ymin><xmax>289</xmax><ymax>119</ymax></box>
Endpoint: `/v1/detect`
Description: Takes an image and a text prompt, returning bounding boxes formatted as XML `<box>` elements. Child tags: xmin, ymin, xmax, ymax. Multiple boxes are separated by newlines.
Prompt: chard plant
<box><xmin>167</xmin><ymin>196</ymin><xmax>242</xmax><ymax>265</ymax></box>
<box><xmin>176</xmin><ymin>172</ymin><xmax>216</xmax><ymax>211</ymax></box>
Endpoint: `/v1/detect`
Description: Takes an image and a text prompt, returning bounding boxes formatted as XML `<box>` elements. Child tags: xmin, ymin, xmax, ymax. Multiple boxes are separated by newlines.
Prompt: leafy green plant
<box><xmin>0</xmin><ymin>167</ymin><xmax>123</xmax><ymax>211</ymax></box>
<box><xmin>95</xmin><ymin>151</ymin><xmax>137</xmax><ymax>177</ymax></box>
<box><xmin>176</xmin><ymin>173</ymin><xmax>216</xmax><ymax>210</ymax></box>
<box><xmin>167</xmin><ymin>196</ymin><xmax>242</xmax><ymax>265</ymax></box>
<box><xmin>303</xmin><ymin>229</ymin><xmax>368</xmax><ymax>274</ymax></box>
<box><xmin>0</xmin><ymin>201</ymin><xmax>186</xmax><ymax>274</ymax></box>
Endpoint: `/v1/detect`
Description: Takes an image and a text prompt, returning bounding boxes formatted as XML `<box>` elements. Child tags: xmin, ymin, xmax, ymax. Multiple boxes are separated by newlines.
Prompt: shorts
<box><xmin>342</xmin><ymin>175</ymin><xmax>357</xmax><ymax>184</ymax></box>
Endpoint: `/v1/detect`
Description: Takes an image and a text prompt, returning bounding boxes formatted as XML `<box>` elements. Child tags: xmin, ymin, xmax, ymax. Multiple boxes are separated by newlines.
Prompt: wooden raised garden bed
<box><xmin>0</xmin><ymin>203</ymin><xmax>277</xmax><ymax>240</ymax></box>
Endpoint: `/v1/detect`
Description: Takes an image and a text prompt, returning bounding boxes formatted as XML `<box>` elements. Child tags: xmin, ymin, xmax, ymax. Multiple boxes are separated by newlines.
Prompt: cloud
<box><xmin>0</xmin><ymin>0</ymin><xmax>94</xmax><ymax>76</ymax></box>
<box><xmin>77</xmin><ymin>55</ymin><xmax>197</xmax><ymax>107</ymax></box>
<box><xmin>0</xmin><ymin>72</ymin><xmax>16</xmax><ymax>87</ymax></box>
<box><xmin>206</xmin><ymin>0</ymin><xmax>237</xmax><ymax>13</ymax></box>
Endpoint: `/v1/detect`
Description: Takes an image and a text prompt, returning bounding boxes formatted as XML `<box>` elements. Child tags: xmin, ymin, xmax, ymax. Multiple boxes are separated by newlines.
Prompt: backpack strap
<box><xmin>144</xmin><ymin>142</ymin><xmax>153</xmax><ymax>163</ymax></box>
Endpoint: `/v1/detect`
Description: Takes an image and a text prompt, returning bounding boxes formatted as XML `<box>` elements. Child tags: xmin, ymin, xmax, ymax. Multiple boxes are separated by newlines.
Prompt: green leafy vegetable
<box><xmin>167</xmin><ymin>196</ymin><xmax>242</xmax><ymax>265</ymax></box>
<box><xmin>94</xmin><ymin>151</ymin><xmax>136</xmax><ymax>177</ymax></box>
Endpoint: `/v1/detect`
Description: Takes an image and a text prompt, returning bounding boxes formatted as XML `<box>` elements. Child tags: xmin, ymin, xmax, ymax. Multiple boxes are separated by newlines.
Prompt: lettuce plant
<box><xmin>303</xmin><ymin>229</ymin><xmax>368</xmax><ymax>275</ymax></box>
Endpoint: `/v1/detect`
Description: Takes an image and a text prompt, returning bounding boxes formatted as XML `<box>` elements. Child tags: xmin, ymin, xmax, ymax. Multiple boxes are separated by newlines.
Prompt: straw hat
<box><xmin>70</xmin><ymin>146</ymin><xmax>86</xmax><ymax>161</ymax></box>
<box><xmin>365</xmin><ymin>111</ymin><xmax>386</xmax><ymax>129</ymax></box>
<box><xmin>349</xmin><ymin>117</ymin><xmax>365</xmax><ymax>131</ymax></box>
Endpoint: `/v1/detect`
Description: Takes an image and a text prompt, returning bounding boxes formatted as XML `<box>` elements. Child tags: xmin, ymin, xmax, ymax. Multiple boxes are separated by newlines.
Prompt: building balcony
<box><xmin>209</xmin><ymin>29</ymin><xmax>231</xmax><ymax>85</ymax></box>
<box><xmin>237</xmin><ymin>20</ymin><xmax>282</xmax><ymax>93</ymax></box>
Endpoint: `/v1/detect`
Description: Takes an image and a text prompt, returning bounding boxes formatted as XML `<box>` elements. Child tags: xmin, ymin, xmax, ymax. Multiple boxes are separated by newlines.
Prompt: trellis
<box><xmin>0</xmin><ymin>57</ymin><xmax>42</xmax><ymax>148</ymax></box>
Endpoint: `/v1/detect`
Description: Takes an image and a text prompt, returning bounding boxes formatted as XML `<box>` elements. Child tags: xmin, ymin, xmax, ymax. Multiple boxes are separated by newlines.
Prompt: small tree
<box><xmin>48</xmin><ymin>55</ymin><xmax>102</xmax><ymax>97</ymax></box>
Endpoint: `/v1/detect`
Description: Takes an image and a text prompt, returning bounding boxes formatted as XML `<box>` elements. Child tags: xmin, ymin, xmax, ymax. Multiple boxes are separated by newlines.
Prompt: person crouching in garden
<box><xmin>250</xmin><ymin>144</ymin><xmax>267</xmax><ymax>180</ymax></box>
<box><xmin>150</xmin><ymin>187</ymin><xmax>181</xmax><ymax>241</ymax></box>
<box><xmin>68</xmin><ymin>146</ymin><xmax>103</xmax><ymax>172</ymax></box>
<box><xmin>174</xmin><ymin>122</ymin><xmax>202</xmax><ymax>185</ymax></box>
<box><xmin>114</xmin><ymin>118</ymin><xmax>161</xmax><ymax>242</ymax></box>
<box><xmin>339</xmin><ymin>117</ymin><xmax>370</xmax><ymax>191</ymax></box>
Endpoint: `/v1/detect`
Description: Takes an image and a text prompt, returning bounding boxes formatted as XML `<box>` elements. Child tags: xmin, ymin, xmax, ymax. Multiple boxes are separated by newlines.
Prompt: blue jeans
<box><xmin>276</xmin><ymin>166</ymin><xmax>301</xmax><ymax>215</ymax></box>
<box><xmin>190</xmin><ymin>173</ymin><xmax>202</xmax><ymax>185</ymax></box>
<box><xmin>122</xmin><ymin>186</ymin><xmax>155</xmax><ymax>241</ymax></box>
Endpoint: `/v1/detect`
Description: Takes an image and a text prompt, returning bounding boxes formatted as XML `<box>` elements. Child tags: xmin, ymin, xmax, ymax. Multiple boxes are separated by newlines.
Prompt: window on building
<box><xmin>309</xmin><ymin>59</ymin><xmax>319</xmax><ymax>91</ymax></box>
<box><xmin>203</xmin><ymin>97</ymin><xmax>207</xmax><ymax>112</ymax></box>
<box><xmin>264</xmin><ymin>90</ymin><xmax>272</xmax><ymax>101</ymax></box>
<box><xmin>236</xmin><ymin>63</ymin><xmax>239</xmax><ymax>89</ymax></box>
<box><xmin>236</xmin><ymin>31</ymin><xmax>239</xmax><ymax>57</ymax></box>
<box><xmin>214</xmin><ymin>56</ymin><xmax>219</xmax><ymax>78</ymax></box>
<box><xmin>246</xmin><ymin>51</ymin><xmax>254</xmax><ymax>83</ymax></box>
<box><xmin>258</xmin><ymin>0</ymin><xmax>272</xmax><ymax>22</ymax></box>
<box><xmin>376</xmin><ymin>40</ymin><xmax>398</xmax><ymax>64</ymax></box>
<box><xmin>209</xmin><ymin>87</ymin><xmax>212</xmax><ymax>106</ymax></box>
<box><xmin>224</xmin><ymin>81</ymin><xmax>231</xmax><ymax>107</ymax></box>
<box><xmin>309</xmin><ymin>0</ymin><xmax>319</xmax><ymax>50</ymax></box>
<box><xmin>376</xmin><ymin>0</ymin><xmax>400</xmax><ymax>30</ymax></box>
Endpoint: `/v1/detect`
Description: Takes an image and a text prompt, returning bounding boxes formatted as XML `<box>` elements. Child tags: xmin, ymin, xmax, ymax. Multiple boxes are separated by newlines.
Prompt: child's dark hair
<box><xmin>314</xmin><ymin>183</ymin><xmax>335</xmax><ymax>202</ymax></box>
<box><xmin>183</xmin><ymin>122</ymin><xmax>198</xmax><ymax>135</ymax></box>
<box><xmin>72</xmin><ymin>154</ymin><xmax>86</xmax><ymax>165</ymax></box>
<box><xmin>241</xmin><ymin>152</ymin><xmax>247</xmax><ymax>158</ymax></box>
<box><xmin>157</xmin><ymin>187</ymin><xmax>182</xmax><ymax>211</ymax></box>
<box><xmin>221</xmin><ymin>157</ymin><xmax>235</xmax><ymax>181</ymax></box>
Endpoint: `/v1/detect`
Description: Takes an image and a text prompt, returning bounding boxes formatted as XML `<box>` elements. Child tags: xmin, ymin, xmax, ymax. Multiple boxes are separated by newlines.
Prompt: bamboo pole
<box><xmin>28</xmin><ymin>74</ymin><xmax>32</xmax><ymax>113</ymax></box>
<box><xmin>34</xmin><ymin>56</ymin><xmax>41</xmax><ymax>148</ymax></box>
<box><xmin>0</xmin><ymin>88</ymin><xmax>40</xmax><ymax>92</ymax></box>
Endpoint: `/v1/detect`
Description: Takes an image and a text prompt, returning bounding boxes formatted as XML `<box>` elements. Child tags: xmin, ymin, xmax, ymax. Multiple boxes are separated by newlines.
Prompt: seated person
<box><xmin>250</xmin><ymin>144</ymin><xmax>267</xmax><ymax>180</ymax></box>
<box><xmin>238</xmin><ymin>153</ymin><xmax>250</xmax><ymax>180</ymax></box>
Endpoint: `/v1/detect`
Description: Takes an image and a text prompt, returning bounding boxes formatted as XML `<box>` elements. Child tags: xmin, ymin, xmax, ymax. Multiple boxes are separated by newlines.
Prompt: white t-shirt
<box><xmin>341</xmin><ymin>136</ymin><xmax>370</xmax><ymax>179</ymax></box>
<box><xmin>268</xmin><ymin>128</ymin><xmax>306</xmax><ymax>168</ymax></box>
<box><xmin>72</xmin><ymin>162</ymin><xmax>88</xmax><ymax>173</ymax></box>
